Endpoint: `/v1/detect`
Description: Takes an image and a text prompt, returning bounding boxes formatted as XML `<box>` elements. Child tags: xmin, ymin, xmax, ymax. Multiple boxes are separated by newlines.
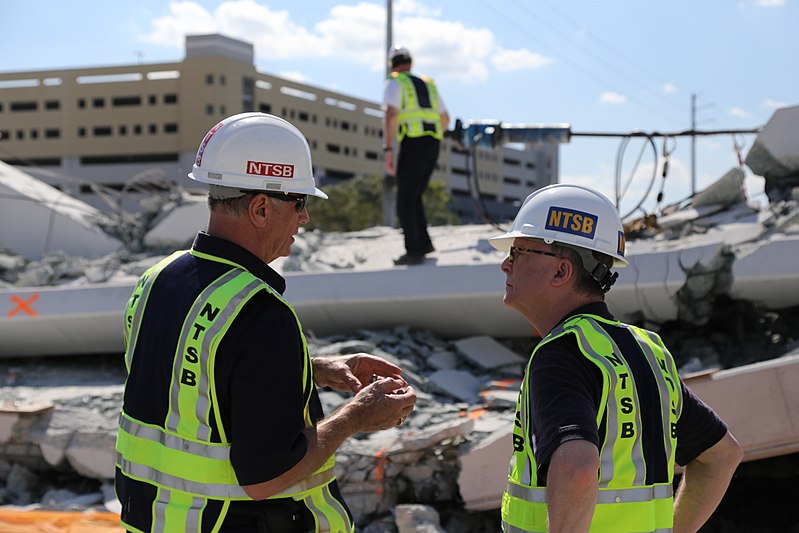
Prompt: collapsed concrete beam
<box><xmin>0</xmin><ymin>161</ymin><xmax>122</xmax><ymax>261</ymax></box>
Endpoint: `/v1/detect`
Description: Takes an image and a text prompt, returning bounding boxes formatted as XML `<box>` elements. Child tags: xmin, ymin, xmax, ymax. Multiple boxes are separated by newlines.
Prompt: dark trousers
<box><xmin>396</xmin><ymin>136</ymin><xmax>440</xmax><ymax>255</ymax></box>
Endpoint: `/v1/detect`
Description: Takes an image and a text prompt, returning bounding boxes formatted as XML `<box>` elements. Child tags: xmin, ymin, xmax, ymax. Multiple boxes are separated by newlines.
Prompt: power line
<box><xmin>475</xmin><ymin>1</ymin><xmax>685</xmax><ymax>125</ymax></box>
<box><xmin>508</xmin><ymin>0</ymin><xmax>686</xmax><ymax>116</ymax></box>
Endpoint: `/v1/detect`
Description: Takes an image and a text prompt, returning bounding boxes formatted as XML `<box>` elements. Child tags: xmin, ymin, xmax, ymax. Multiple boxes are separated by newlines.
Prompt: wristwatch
<box><xmin>382</xmin><ymin>145</ymin><xmax>392</xmax><ymax>152</ymax></box>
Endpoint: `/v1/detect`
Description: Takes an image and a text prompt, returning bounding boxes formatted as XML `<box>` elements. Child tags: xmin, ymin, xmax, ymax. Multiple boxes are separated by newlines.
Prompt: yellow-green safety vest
<box><xmin>501</xmin><ymin>314</ymin><xmax>683</xmax><ymax>533</ymax></box>
<box><xmin>116</xmin><ymin>250</ymin><xmax>352</xmax><ymax>533</ymax></box>
<box><xmin>391</xmin><ymin>71</ymin><xmax>443</xmax><ymax>142</ymax></box>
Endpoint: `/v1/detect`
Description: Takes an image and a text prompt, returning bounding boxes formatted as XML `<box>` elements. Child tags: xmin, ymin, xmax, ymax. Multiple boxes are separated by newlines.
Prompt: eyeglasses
<box><xmin>508</xmin><ymin>245</ymin><xmax>558</xmax><ymax>265</ymax></box>
<box><xmin>264</xmin><ymin>192</ymin><xmax>308</xmax><ymax>212</ymax></box>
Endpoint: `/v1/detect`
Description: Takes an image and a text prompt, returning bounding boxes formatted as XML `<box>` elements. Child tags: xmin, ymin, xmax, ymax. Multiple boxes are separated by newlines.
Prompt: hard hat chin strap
<box><xmin>588</xmin><ymin>262</ymin><xmax>619</xmax><ymax>293</ymax></box>
<box><xmin>569</xmin><ymin>246</ymin><xmax>618</xmax><ymax>293</ymax></box>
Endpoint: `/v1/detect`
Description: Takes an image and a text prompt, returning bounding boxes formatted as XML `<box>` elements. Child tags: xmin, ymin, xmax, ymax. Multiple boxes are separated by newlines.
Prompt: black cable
<box><xmin>463</xmin><ymin>134</ymin><xmax>506</xmax><ymax>232</ymax></box>
<box><xmin>613</xmin><ymin>134</ymin><xmax>658</xmax><ymax>221</ymax></box>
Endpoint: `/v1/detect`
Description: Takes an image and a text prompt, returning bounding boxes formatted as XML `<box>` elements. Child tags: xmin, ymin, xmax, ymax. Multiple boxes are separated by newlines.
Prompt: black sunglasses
<box><xmin>508</xmin><ymin>245</ymin><xmax>557</xmax><ymax>265</ymax></box>
<box><xmin>263</xmin><ymin>192</ymin><xmax>308</xmax><ymax>212</ymax></box>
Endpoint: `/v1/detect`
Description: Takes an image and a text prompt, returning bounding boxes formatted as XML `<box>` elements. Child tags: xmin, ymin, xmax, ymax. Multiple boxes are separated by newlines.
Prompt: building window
<box><xmin>149</xmin><ymin>124</ymin><xmax>157</xmax><ymax>134</ymax></box>
<box><xmin>149</xmin><ymin>94</ymin><xmax>157</xmax><ymax>105</ymax></box>
<box><xmin>45</xmin><ymin>129</ymin><xmax>60</xmax><ymax>139</ymax></box>
<box><xmin>16</xmin><ymin>130</ymin><xmax>24</xmax><ymax>140</ymax></box>
<box><xmin>341</xmin><ymin>121</ymin><xmax>350</xmax><ymax>131</ymax></box>
<box><xmin>112</xmin><ymin>96</ymin><xmax>142</xmax><ymax>107</ymax></box>
<box><xmin>163</xmin><ymin>94</ymin><xmax>177</xmax><ymax>104</ymax></box>
<box><xmin>220</xmin><ymin>105</ymin><xmax>226</xmax><ymax>115</ymax></box>
<box><xmin>206</xmin><ymin>104</ymin><xmax>214</xmax><ymax>115</ymax></box>
<box><xmin>10</xmin><ymin>101</ymin><xmax>38</xmax><ymax>112</ymax></box>
<box><xmin>93</xmin><ymin>126</ymin><xmax>112</xmax><ymax>136</ymax></box>
<box><xmin>119</xmin><ymin>125</ymin><xmax>128</xmax><ymax>136</ymax></box>
<box><xmin>30</xmin><ymin>129</ymin><xmax>38</xmax><ymax>139</ymax></box>
<box><xmin>78</xmin><ymin>127</ymin><xmax>86</xmax><ymax>137</ymax></box>
<box><xmin>220</xmin><ymin>74</ymin><xmax>226</xmax><ymax>85</ymax></box>
<box><xmin>164</xmin><ymin>123</ymin><xmax>178</xmax><ymax>133</ymax></box>
<box><xmin>93</xmin><ymin>98</ymin><xmax>105</xmax><ymax>108</ymax></box>
<box><xmin>78</xmin><ymin>99</ymin><xmax>86</xmax><ymax>109</ymax></box>
<box><xmin>206</xmin><ymin>74</ymin><xmax>214</xmax><ymax>85</ymax></box>
<box><xmin>134</xmin><ymin>125</ymin><xmax>142</xmax><ymax>135</ymax></box>
<box><xmin>259</xmin><ymin>103</ymin><xmax>272</xmax><ymax>113</ymax></box>
<box><xmin>45</xmin><ymin>100</ymin><xmax>60</xmax><ymax>110</ymax></box>
<box><xmin>0</xmin><ymin>103</ymin><xmax>3</xmax><ymax>112</ymax></box>
<box><xmin>326</xmin><ymin>143</ymin><xmax>341</xmax><ymax>154</ymax></box>
<box><xmin>298</xmin><ymin>112</ymin><xmax>309</xmax><ymax>122</ymax></box>
<box><xmin>0</xmin><ymin>130</ymin><xmax>8</xmax><ymax>140</ymax></box>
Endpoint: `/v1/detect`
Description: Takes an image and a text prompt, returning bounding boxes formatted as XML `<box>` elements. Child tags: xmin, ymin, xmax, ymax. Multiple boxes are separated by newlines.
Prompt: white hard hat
<box><xmin>189</xmin><ymin>112</ymin><xmax>328</xmax><ymax>199</ymax></box>
<box><xmin>388</xmin><ymin>45</ymin><xmax>412</xmax><ymax>63</ymax></box>
<box><xmin>490</xmin><ymin>183</ymin><xmax>628</xmax><ymax>268</ymax></box>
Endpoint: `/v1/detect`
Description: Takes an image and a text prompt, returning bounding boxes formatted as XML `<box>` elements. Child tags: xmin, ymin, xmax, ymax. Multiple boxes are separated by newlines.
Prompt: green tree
<box><xmin>306</xmin><ymin>174</ymin><xmax>460</xmax><ymax>232</ymax></box>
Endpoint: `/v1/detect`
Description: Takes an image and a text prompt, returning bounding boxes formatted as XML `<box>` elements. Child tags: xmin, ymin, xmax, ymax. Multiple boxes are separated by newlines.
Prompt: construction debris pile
<box><xmin>1</xmin><ymin>106</ymin><xmax>799</xmax><ymax>530</ymax></box>
<box><xmin>0</xmin><ymin>328</ymin><xmax>528</xmax><ymax>531</ymax></box>
<box><xmin>2</xmin><ymin>306</ymin><xmax>799</xmax><ymax>532</ymax></box>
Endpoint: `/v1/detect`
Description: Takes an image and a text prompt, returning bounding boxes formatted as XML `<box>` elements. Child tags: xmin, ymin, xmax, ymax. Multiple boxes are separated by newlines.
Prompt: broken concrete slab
<box><xmin>745</xmin><ymin>105</ymin><xmax>799</xmax><ymax>181</ymax></box>
<box><xmin>453</xmin><ymin>336</ymin><xmax>526</xmax><ymax>370</ymax></box>
<box><xmin>0</xmin><ymin>161</ymin><xmax>123</xmax><ymax>261</ymax></box>
<box><xmin>394</xmin><ymin>503</ymin><xmax>445</xmax><ymax>533</ymax></box>
<box><xmin>427</xmin><ymin>370</ymin><xmax>482</xmax><ymax>404</ymax></box>
<box><xmin>458</xmin><ymin>426</ymin><xmax>514</xmax><ymax>512</ymax></box>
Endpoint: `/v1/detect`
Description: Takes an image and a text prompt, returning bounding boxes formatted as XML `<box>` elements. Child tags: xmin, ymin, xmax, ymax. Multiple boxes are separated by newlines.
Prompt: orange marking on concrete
<box><xmin>373</xmin><ymin>447</ymin><xmax>389</xmax><ymax>494</ymax></box>
<box><xmin>8</xmin><ymin>293</ymin><xmax>39</xmax><ymax>317</ymax></box>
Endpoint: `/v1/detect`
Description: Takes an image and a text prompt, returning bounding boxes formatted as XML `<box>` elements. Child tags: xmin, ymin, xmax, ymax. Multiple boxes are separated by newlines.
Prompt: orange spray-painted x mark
<box><xmin>7</xmin><ymin>294</ymin><xmax>39</xmax><ymax>317</ymax></box>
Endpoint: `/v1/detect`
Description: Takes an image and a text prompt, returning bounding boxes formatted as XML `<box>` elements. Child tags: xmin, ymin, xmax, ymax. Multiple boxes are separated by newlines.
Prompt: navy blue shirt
<box><xmin>528</xmin><ymin>302</ymin><xmax>727</xmax><ymax>484</ymax></box>
<box><xmin>117</xmin><ymin>232</ymin><xmax>344</xmax><ymax>532</ymax></box>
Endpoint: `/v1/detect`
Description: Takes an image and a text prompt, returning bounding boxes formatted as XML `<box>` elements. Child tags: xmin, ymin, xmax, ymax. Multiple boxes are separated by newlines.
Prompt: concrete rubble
<box><xmin>1</xmin><ymin>106</ymin><xmax>799</xmax><ymax>530</ymax></box>
<box><xmin>1</xmin><ymin>311</ymin><xmax>798</xmax><ymax>530</ymax></box>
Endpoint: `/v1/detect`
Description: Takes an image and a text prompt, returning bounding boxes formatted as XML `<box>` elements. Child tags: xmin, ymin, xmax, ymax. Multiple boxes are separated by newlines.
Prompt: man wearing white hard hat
<box><xmin>115</xmin><ymin>113</ymin><xmax>416</xmax><ymax>532</ymax></box>
<box><xmin>382</xmin><ymin>45</ymin><xmax>449</xmax><ymax>265</ymax></box>
<box><xmin>493</xmin><ymin>183</ymin><xmax>742</xmax><ymax>533</ymax></box>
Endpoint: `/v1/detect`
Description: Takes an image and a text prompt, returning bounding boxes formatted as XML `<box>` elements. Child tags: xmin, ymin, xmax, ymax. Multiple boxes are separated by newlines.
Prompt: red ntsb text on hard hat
<box><xmin>245</xmin><ymin>161</ymin><xmax>295</xmax><ymax>178</ymax></box>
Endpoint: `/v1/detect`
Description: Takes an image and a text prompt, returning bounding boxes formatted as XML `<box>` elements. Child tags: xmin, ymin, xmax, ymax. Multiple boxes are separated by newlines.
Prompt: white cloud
<box><xmin>141</xmin><ymin>1</ymin><xmax>217</xmax><ymax>48</ymax></box>
<box><xmin>763</xmin><ymin>98</ymin><xmax>788</xmax><ymax>109</ymax></box>
<box><xmin>138</xmin><ymin>0</ymin><xmax>546</xmax><ymax>84</ymax></box>
<box><xmin>394</xmin><ymin>0</ymin><xmax>442</xmax><ymax>17</ymax></box>
<box><xmin>599</xmin><ymin>92</ymin><xmax>627</xmax><ymax>105</ymax></box>
<box><xmin>729</xmin><ymin>106</ymin><xmax>749</xmax><ymax>118</ymax></box>
<box><xmin>662</xmin><ymin>83</ymin><xmax>678</xmax><ymax>94</ymax></box>
<box><xmin>491</xmin><ymin>49</ymin><xmax>553</xmax><ymax>72</ymax></box>
<box><xmin>757</xmin><ymin>0</ymin><xmax>785</xmax><ymax>6</ymax></box>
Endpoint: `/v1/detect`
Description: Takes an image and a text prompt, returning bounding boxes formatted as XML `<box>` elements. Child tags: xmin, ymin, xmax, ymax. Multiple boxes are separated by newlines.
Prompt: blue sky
<box><xmin>2</xmin><ymin>0</ymin><xmax>796</xmax><ymax>217</ymax></box>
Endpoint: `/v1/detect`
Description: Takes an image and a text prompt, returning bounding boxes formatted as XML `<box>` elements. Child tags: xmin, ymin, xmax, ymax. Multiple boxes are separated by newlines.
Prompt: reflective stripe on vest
<box><xmin>501</xmin><ymin>314</ymin><xmax>681</xmax><ymax>533</ymax></box>
<box><xmin>392</xmin><ymin>72</ymin><xmax>443</xmax><ymax>141</ymax></box>
<box><xmin>117</xmin><ymin>250</ymin><xmax>345</xmax><ymax>531</ymax></box>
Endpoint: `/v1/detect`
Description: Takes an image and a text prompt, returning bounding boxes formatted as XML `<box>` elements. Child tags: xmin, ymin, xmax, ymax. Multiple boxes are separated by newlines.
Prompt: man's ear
<box><xmin>248</xmin><ymin>194</ymin><xmax>270</xmax><ymax>228</ymax></box>
<box><xmin>551</xmin><ymin>257</ymin><xmax>574</xmax><ymax>287</ymax></box>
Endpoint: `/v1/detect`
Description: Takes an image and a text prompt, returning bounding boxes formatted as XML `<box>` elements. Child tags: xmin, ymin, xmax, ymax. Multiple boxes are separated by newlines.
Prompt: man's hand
<box><xmin>384</xmin><ymin>150</ymin><xmax>396</xmax><ymax>176</ymax></box>
<box><xmin>313</xmin><ymin>353</ymin><xmax>404</xmax><ymax>393</ymax></box>
<box><xmin>342</xmin><ymin>376</ymin><xmax>417</xmax><ymax>432</ymax></box>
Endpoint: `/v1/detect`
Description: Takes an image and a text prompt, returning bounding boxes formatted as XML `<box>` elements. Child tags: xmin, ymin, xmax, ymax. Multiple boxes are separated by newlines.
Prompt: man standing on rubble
<box><xmin>115</xmin><ymin>112</ymin><xmax>417</xmax><ymax>533</ymax></box>
<box><xmin>492</xmin><ymin>184</ymin><xmax>742</xmax><ymax>533</ymax></box>
<box><xmin>382</xmin><ymin>45</ymin><xmax>449</xmax><ymax>266</ymax></box>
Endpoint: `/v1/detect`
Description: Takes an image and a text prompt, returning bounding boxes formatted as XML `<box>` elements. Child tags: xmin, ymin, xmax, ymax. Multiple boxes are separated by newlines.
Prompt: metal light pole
<box><xmin>691</xmin><ymin>93</ymin><xmax>696</xmax><ymax>197</ymax></box>
<box><xmin>382</xmin><ymin>0</ymin><xmax>396</xmax><ymax>227</ymax></box>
